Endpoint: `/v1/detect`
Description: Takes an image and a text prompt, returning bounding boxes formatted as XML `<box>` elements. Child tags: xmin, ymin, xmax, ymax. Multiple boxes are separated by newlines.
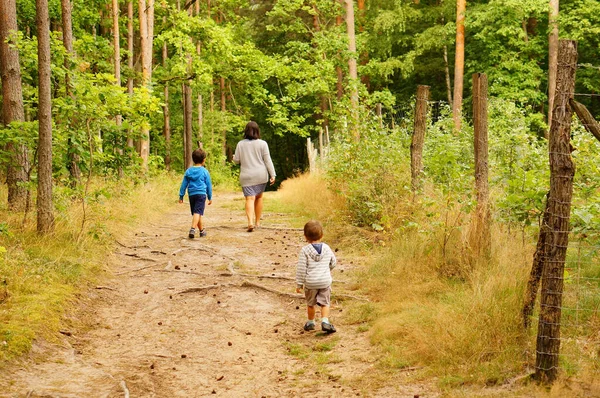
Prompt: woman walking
<box><xmin>233</xmin><ymin>121</ymin><xmax>276</xmax><ymax>232</ymax></box>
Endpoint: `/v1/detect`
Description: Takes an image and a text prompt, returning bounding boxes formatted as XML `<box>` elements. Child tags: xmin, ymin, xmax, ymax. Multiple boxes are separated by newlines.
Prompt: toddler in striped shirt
<box><xmin>296</xmin><ymin>220</ymin><xmax>337</xmax><ymax>334</ymax></box>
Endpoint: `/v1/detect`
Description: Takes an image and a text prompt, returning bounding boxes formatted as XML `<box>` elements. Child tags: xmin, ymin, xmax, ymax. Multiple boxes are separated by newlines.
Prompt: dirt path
<box><xmin>1</xmin><ymin>192</ymin><xmax>435</xmax><ymax>398</ymax></box>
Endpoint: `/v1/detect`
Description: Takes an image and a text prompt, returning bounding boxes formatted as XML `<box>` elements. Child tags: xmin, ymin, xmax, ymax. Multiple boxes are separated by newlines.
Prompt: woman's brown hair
<box><xmin>243</xmin><ymin>121</ymin><xmax>261</xmax><ymax>140</ymax></box>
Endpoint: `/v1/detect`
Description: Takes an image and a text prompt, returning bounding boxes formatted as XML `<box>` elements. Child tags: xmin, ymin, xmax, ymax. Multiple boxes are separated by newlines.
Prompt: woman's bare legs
<box><xmin>254</xmin><ymin>192</ymin><xmax>264</xmax><ymax>227</ymax></box>
<box><xmin>245</xmin><ymin>195</ymin><xmax>255</xmax><ymax>229</ymax></box>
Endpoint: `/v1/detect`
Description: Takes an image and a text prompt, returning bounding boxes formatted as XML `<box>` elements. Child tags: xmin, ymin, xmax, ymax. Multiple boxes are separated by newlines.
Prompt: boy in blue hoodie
<box><xmin>179</xmin><ymin>149</ymin><xmax>213</xmax><ymax>238</ymax></box>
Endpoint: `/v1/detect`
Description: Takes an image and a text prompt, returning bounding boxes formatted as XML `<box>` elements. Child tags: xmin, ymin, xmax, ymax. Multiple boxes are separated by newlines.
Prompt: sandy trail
<box><xmin>1</xmin><ymin>192</ymin><xmax>433</xmax><ymax>398</ymax></box>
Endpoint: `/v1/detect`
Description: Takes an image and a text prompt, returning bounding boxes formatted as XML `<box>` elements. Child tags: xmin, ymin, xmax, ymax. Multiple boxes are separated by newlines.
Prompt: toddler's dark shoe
<box><xmin>199</xmin><ymin>229</ymin><xmax>207</xmax><ymax>237</ymax></box>
<box><xmin>188</xmin><ymin>228</ymin><xmax>196</xmax><ymax>239</ymax></box>
<box><xmin>303</xmin><ymin>321</ymin><xmax>316</xmax><ymax>331</ymax></box>
<box><xmin>321</xmin><ymin>322</ymin><xmax>336</xmax><ymax>334</ymax></box>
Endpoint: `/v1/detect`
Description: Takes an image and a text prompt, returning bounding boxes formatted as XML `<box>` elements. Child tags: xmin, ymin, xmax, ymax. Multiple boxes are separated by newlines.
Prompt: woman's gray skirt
<box><xmin>242</xmin><ymin>183</ymin><xmax>267</xmax><ymax>197</ymax></box>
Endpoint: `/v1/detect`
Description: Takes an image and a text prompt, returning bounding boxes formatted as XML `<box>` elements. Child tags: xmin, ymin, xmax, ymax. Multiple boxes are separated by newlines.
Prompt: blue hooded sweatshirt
<box><xmin>179</xmin><ymin>166</ymin><xmax>213</xmax><ymax>201</ymax></box>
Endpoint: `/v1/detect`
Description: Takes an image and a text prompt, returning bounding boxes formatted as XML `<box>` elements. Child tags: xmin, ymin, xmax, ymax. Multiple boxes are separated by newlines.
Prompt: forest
<box><xmin>1</xmin><ymin>0</ymin><xmax>600</xmax><ymax>395</ymax></box>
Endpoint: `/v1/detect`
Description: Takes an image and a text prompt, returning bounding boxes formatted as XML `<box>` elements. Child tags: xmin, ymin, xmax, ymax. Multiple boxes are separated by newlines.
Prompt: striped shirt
<box><xmin>296</xmin><ymin>243</ymin><xmax>337</xmax><ymax>290</ymax></box>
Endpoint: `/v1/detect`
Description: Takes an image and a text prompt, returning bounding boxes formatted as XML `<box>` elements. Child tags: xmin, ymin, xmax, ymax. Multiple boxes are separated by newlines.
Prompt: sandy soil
<box><xmin>0</xmin><ymin>192</ymin><xmax>436</xmax><ymax>398</ymax></box>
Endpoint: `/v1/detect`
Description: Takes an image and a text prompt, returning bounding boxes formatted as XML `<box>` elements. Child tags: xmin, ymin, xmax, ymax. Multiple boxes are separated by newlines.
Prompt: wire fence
<box><xmin>532</xmin><ymin>238</ymin><xmax>600</xmax><ymax>373</ymax></box>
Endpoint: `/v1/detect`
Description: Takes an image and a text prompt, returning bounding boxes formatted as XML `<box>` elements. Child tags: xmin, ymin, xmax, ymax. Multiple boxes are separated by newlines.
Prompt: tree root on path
<box><xmin>177</xmin><ymin>284</ymin><xmax>235</xmax><ymax>294</ymax></box>
<box><xmin>115</xmin><ymin>263</ymin><xmax>164</xmax><ymax>275</ymax></box>
<box><xmin>240</xmin><ymin>281</ymin><xmax>304</xmax><ymax>299</ymax></box>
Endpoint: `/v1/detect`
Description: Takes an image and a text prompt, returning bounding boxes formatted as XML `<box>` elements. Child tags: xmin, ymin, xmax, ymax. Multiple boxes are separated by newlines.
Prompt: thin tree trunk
<box><xmin>410</xmin><ymin>85</ymin><xmax>429</xmax><ymax>192</ymax></box>
<box><xmin>196</xmin><ymin>3</ymin><xmax>203</xmax><ymax>147</ymax></box>
<box><xmin>126</xmin><ymin>0</ymin><xmax>134</xmax><ymax>148</ymax></box>
<box><xmin>344</xmin><ymin>0</ymin><xmax>359</xmax><ymax>140</ymax></box>
<box><xmin>1</xmin><ymin>0</ymin><xmax>29</xmax><ymax>211</ymax></box>
<box><xmin>184</xmin><ymin>83</ymin><xmax>193</xmax><ymax>167</ymax></box>
<box><xmin>443</xmin><ymin>44</ymin><xmax>453</xmax><ymax>107</ymax></box>
<box><xmin>534</xmin><ymin>40</ymin><xmax>577</xmax><ymax>384</ymax></box>
<box><xmin>162</xmin><ymin>17</ymin><xmax>171</xmax><ymax>170</ymax></box>
<box><xmin>335</xmin><ymin>12</ymin><xmax>344</xmax><ymax>100</ymax></box>
<box><xmin>547</xmin><ymin>0</ymin><xmax>559</xmax><ymax>132</ymax></box>
<box><xmin>36</xmin><ymin>0</ymin><xmax>55</xmax><ymax>233</ymax></box>
<box><xmin>112</xmin><ymin>0</ymin><xmax>124</xmax><ymax>178</ymax></box>
<box><xmin>452</xmin><ymin>0</ymin><xmax>466</xmax><ymax>132</ymax></box>
<box><xmin>220</xmin><ymin>76</ymin><xmax>227</xmax><ymax>157</ymax></box>
<box><xmin>138</xmin><ymin>0</ymin><xmax>154</xmax><ymax>169</ymax></box>
<box><xmin>471</xmin><ymin>72</ymin><xmax>491</xmax><ymax>256</ymax></box>
<box><xmin>60</xmin><ymin>0</ymin><xmax>81</xmax><ymax>185</ymax></box>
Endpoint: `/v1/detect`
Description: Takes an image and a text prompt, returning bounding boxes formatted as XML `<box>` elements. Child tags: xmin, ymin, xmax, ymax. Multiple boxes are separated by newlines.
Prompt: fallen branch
<box><xmin>178</xmin><ymin>284</ymin><xmax>229</xmax><ymax>294</ymax></box>
<box><xmin>333</xmin><ymin>293</ymin><xmax>369</xmax><ymax>302</ymax></box>
<box><xmin>240</xmin><ymin>281</ymin><xmax>303</xmax><ymax>299</ymax></box>
<box><xmin>120</xmin><ymin>380</ymin><xmax>130</xmax><ymax>398</ymax></box>
<box><xmin>120</xmin><ymin>253</ymin><xmax>158</xmax><ymax>262</ymax></box>
<box><xmin>116</xmin><ymin>263</ymin><xmax>163</xmax><ymax>275</ymax></box>
<box><xmin>95</xmin><ymin>286</ymin><xmax>117</xmax><ymax>291</ymax></box>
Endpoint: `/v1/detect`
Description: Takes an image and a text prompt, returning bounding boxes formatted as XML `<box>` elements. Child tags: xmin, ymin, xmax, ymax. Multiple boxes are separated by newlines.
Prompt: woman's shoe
<box><xmin>247</xmin><ymin>226</ymin><xmax>254</xmax><ymax>232</ymax></box>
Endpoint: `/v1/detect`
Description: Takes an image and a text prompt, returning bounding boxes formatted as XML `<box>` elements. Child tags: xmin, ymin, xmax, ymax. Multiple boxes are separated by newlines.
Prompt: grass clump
<box><xmin>0</xmin><ymin>174</ymin><xmax>179</xmax><ymax>362</ymax></box>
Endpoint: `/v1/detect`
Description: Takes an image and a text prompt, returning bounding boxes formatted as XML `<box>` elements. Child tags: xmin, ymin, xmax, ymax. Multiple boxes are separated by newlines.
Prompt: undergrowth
<box><xmin>0</xmin><ymin>174</ymin><xmax>180</xmax><ymax>362</ymax></box>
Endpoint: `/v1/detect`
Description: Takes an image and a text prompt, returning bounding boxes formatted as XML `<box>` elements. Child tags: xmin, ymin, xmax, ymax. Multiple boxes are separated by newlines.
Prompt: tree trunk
<box><xmin>112</xmin><ymin>0</ymin><xmax>124</xmax><ymax>178</ymax></box>
<box><xmin>471</xmin><ymin>73</ymin><xmax>491</xmax><ymax>256</ymax></box>
<box><xmin>344</xmin><ymin>0</ymin><xmax>359</xmax><ymax>140</ymax></box>
<box><xmin>547</xmin><ymin>0</ymin><xmax>559</xmax><ymax>132</ymax></box>
<box><xmin>184</xmin><ymin>83</ymin><xmax>193</xmax><ymax>168</ymax></box>
<box><xmin>410</xmin><ymin>85</ymin><xmax>429</xmax><ymax>192</ymax></box>
<box><xmin>534</xmin><ymin>39</ymin><xmax>577</xmax><ymax>384</ymax></box>
<box><xmin>60</xmin><ymin>0</ymin><xmax>82</xmax><ymax>185</ymax></box>
<box><xmin>452</xmin><ymin>0</ymin><xmax>466</xmax><ymax>132</ymax></box>
<box><xmin>220</xmin><ymin>76</ymin><xmax>227</xmax><ymax>157</ymax></box>
<box><xmin>0</xmin><ymin>0</ymin><xmax>29</xmax><ymax>211</ymax></box>
<box><xmin>162</xmin><ymin>18</ymin><xmax>171</xmax><ymax>170</ymax></box>
<box><xmin>36</xmin><ymin>0</ymin><xmax>55</xmax><ymax>233</ymax></box>
<box><xmin>443</xmin><ymin>44</ymin><xmax>453</xmax><ymax>107</ymax></box>
<box><xmin>138</xmin><ymin>0</ymin><xmax>154</xmax><ymax>169</ymax></box>
<box><xmin>335</xmin><ymin>12</ymin><xmax>344</xmax><ymax>100</ymax></box>
<box><xmin>126</xmin><ymin>1</ymin><xmax>134</xmax><ymax>148</ymax></box>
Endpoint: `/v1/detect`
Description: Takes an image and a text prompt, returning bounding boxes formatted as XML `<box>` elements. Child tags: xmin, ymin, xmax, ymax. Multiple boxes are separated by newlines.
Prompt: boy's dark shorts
<box><xmin>304</xmin><ymin>286</ymin><xmax>331</xmax><ymax>307</ymax></box>
<box><xmin>189</xmin><ymin>194</ymin><xmax>207</xmax><ymax>215</ymax></box>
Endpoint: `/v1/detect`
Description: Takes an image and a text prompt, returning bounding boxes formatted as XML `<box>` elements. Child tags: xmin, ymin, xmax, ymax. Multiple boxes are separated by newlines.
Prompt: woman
<box><xmin>233</xmin><ymin>121</ymin><xmax>276</xmax><ymax>232</ymax></box>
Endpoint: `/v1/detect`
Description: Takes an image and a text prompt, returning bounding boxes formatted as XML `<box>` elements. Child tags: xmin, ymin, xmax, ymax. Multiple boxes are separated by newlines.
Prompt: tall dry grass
<box><xmin>0</xmin><ymin>175</ymin><xmax>179</xmax><ymax>362</ymax></box>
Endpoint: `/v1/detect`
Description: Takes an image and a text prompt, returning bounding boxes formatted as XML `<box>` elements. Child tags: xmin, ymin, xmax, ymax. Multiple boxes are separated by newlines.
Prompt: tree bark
<box><xmin>112</xmin><ymin>0</ymin><xmax>123</xmax><ymax>158</ymax></box>
<box><xmin>534</xmin><ymin>39</ymin><xmax>577</xmax><ymax>384</ymax></box>
<box><xmin>343</xmin><ymin>0</ymin><xmax>359</xmax><ymax>140</ymax></box>
<box><xmin>547</xmin><ymin>0</ymin><xmax>559</xmax><ymax>132</ymax></box>
<box><xmin>471</xmin><ymin>73</ymin><xmax>491</xmax><ymax>256</ymax></box>
<box><xmin>36</xmin><ymin>0</ymin><xmax>55</xmax><ymax>233</ymax></box>
<box><xmin>410</xmin><ymin>85</ymin><xmax>429</xmax><ymax>192</ymax></box>
<box><xmin>452</xmin><ymin>0</ymin><xmax>466</xmax><ymax>132</ymax></box>
<box><xmin>0</xmin><ymin>0</ymin><xmax>29</xmax><ymax>211</ymax></box>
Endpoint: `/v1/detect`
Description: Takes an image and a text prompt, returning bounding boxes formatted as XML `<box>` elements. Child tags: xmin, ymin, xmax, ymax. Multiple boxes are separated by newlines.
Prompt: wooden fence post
<box><xmin>410</xmin><ymin>85</ymin><xmax>430</xmax><ymax>191</ymax></box>
<box><xmin>534</xmin><ymin>39</ymin><xmax>577</xmax><ymax>384</ymax></box>
<box><xmin>471</xmin><ymin>73</ymin><xmax>491</xmax><ymax>256</ymax></box>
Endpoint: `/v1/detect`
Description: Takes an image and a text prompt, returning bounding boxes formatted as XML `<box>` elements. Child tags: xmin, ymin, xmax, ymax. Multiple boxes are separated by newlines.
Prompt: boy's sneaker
<box><xmin>303</xmin><ymin>321</ymin><xmax>316</xmax><ymax>331</ymax></box>
<box><xmin>188</xmin><ymin>228</ymin><xmax>196</xmax><ymax>239</ymax></box>
<box><xmin>199</xmin><ymin>229</ymin><xmax>207</xmax><ymax>237</ymax></box>
<box><xmin>321</xmin><ymin>322</ymin><xmax>336</xmax><ymax>334</ymax></box>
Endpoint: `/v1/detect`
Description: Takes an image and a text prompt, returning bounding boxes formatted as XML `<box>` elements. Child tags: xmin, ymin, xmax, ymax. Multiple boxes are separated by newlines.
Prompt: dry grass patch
<box><xmin>0</xmin><ymin>175</ymin><xmax>179</xmax><ymax>362</ymax></box>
